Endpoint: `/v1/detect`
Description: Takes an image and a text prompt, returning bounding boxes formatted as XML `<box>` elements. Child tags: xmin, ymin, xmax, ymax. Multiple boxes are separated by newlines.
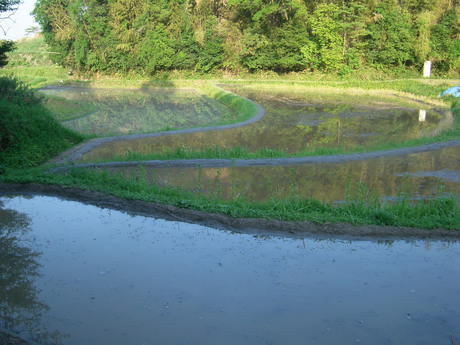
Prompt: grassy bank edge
<box><xmin>1</xmin><ymin>167</ymin><xmax>459</xmax><ymax>231</ymax></box>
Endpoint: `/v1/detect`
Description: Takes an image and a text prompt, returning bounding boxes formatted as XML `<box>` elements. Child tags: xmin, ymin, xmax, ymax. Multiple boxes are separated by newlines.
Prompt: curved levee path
<box><xmin>51</xmin><ymin>89</ymin><xmax>265</xmax><ymax>164</ymax></box>
<box><xmin>50</xmin><ymin>85</ymin><xmax>460</xmax><ymax>170</ymax></box>
<box><xmin>52</xmin><ymin>137</ymin><xmax>460</xmax><ymax>172</ymax></box>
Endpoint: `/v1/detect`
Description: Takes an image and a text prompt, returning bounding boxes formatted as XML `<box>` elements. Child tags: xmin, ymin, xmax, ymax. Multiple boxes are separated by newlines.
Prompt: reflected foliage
<box><xmin>40</xmin><ymin>87</ymin><xmax>232</xmax><ymax>136</ymax></box>
<box><xmin>81</xmin><ymin>88</ymin><xmax>447</xmax><ymax>161</ymax></box>
<box><xmin>0</xmin><ymin>201</ymin><xmax>63</xmax><ymax>344</ymax></box>
<box><xmin>107</xmin><ymin>145</ymin><xmax>460</xmax><ymax>203</ymax></box>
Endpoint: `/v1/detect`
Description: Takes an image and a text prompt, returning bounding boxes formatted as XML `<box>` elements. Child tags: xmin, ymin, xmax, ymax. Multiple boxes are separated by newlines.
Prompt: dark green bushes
<box><xmin>0</xmin><ymin>77</ymin><xmax>82</xmax><ymax>168</ymax></box>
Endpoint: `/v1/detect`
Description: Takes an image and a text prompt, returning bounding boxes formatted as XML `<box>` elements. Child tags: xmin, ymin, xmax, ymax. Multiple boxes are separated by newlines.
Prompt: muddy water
<box><xmin>1</xmin><ymin>195</ymin><xmax>459</xmax><ymax>345</ymax></box>
<box><xmin>39</xmin><ymin>87</ymin><xmax>231</xmax><ymax>136</ymax></box>
<box><xmin>80</xmin><ymin>88</ymin><xmax>449</xmax><ymax>162</ymax></box>
<box><xmin>104</xmin><ymin>145</ymin><xmax>460</xmax><ymax>202</ymax></box>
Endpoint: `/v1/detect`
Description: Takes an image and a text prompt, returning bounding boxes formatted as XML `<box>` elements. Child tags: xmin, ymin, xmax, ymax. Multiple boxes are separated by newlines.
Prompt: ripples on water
<box><xmin>1</xmin><ymin>195</ymin><xmax>459</xmax><ymax>345</ymax></box>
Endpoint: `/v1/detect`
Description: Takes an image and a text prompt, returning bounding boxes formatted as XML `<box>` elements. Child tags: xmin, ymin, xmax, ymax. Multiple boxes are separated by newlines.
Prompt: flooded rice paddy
<box><xmin>1</xmin><ymin>195</ymin><xmax>459</xmax><ymax>345</ymax></box>
<box><xmin>39</xmin><ymin>87</ymin><xmax>232</xmax><ymax>136</ymax></box>
<box><xmin>79</xmin><ymin>87</ymin><xmax>450</xmax><ymax>162</ymax></box>
<box><xmin>102</xmin><ymin>144</ymin><xmax>460</xmax><ymax>203</ymax></box>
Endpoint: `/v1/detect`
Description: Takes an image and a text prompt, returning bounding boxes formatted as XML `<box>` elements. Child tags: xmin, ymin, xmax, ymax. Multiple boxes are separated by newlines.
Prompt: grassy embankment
<box><xmin>0</xmin><ymin>77</ymin><xmax>83</xmax><ymax>168</ymax></box>
<box><xmin>1</xmin><ymin>37</ymin><xmax>459</xmax><ymax>230</ymax></box>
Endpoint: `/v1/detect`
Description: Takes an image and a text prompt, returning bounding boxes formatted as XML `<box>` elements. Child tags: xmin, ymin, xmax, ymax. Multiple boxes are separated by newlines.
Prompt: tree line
<box><xmin>33</xmin><ymin>0</ymin><xmax>460</xmax><ymax>75</ymax></box>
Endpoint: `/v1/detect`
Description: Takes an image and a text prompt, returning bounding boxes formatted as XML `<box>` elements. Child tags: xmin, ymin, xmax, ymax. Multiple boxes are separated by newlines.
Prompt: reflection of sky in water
<box><xmin>1</xmin><ymin>195</ymin><xmax>460</xmax><ymax>345</ymax></box>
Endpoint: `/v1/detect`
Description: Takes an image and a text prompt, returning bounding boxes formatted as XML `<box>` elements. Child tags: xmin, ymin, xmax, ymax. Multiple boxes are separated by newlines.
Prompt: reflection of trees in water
<box><xmin>83</xmin><ymin>89</ymin><xmax>446</xmax><ymax>161</ymax></box>
<box><xmin>111</xmin><ymin>145</ymin><xmax>460</xmax><ymax>203</ymax></box>
<box><xmin>0</xmin><ymin>202</ymin><xmax>65</xmax><ymax>345</ymax></box>
<box><xmin>54</xmin><ymin>87</ymin><xmax>230</xmax><ymax>136</ymax></box>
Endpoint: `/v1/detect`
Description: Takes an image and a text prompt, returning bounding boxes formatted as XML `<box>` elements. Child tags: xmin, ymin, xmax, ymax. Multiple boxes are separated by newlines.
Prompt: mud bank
<box><xmin>1</xmin><ymin>183</ymin><xmax>458</xmax><ymax>240</ymax></box>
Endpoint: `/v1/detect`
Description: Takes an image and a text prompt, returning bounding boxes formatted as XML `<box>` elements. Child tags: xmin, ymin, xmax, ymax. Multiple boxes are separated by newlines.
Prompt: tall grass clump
<box><xmin>0</xmin><ymin>76</ymin><xmax>83</xmax><ymax>168</ymax></box>
<box><xmin>204</xmin><ymin>85</ymin><xmax>258</xmax><ymax>123</ymax></box>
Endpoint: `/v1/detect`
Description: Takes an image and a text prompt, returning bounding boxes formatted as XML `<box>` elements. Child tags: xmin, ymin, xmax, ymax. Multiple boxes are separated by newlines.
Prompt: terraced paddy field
<box><xmin>78</xmin><ymin>86</ymin><xmax>450</xmax><ymax>161</ymax></box>
<box><xmin>40</xmin><ymin>86</ymin><xmax>233</xmax><ymax>136</ymax></box>
<box><xmin>1</xmin><ymin>80</ymin><xmax>459</xmax><ymax>345</ymax></box>
<box><xmin>50</xmin><ymin>84</ymin><xmax>458</xmax><ymax>207</ymax></box>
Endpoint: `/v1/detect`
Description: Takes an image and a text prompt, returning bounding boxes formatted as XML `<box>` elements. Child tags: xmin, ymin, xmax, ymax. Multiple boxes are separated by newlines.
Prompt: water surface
<box><xmin>39</xmin><ymin>87</ymin><xmax>232</xmax><ymax>136</ymax></box>
<box><xmin>104</xmin><ymin>145</ymin><xmax>460</xmax><ymax>202</ymax></box>
<box><xmin>1</xmin><ymin>195</ymin><xmax>459</xmax><ymax>345</ymax></box>
<box><xmin>80</xmin><ymin>88</ymin><xmax>450</xmax><ymax>162</ymax></box>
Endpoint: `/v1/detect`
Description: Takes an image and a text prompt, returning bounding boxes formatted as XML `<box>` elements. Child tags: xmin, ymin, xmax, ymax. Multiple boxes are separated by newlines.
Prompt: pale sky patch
<box><xmin>1</xmin><ymin>0</ymin><xmax>38</xmax><ymax>41</ymax></box>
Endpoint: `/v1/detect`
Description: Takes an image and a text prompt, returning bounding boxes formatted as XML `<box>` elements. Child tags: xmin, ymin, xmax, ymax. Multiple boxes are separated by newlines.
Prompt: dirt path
<box><xmin>51</xmin><ymin>137</ymin><xmax>460</xmax><ymax>172</ymax></box>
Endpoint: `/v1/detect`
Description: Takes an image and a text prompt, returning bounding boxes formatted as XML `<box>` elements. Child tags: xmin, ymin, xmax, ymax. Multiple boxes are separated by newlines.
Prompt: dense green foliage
<box><xmin>33</xmin><ymin>0</ymin><xmax>460</xmax><ymax>75</ymax></box>
<box><xmin>0</xmin><ymin>40</ymin><xmax>15</xmax><ymax>67</ymax></box>
<box><xmin>0</xmin><ymin>77</ymin><xmax>83</xmax><ymax>168</ymax></box>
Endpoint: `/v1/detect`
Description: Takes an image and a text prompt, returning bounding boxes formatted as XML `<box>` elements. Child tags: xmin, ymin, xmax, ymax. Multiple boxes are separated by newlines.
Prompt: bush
<box><xmin>0</xmin><ymin>76</ymin><xmax>39</xmax><ymax>104</ymax></box>
<box><xmin>0</xmin><ymin>77</ymin><xmax>82</xmax><ymax>168</ymax></box>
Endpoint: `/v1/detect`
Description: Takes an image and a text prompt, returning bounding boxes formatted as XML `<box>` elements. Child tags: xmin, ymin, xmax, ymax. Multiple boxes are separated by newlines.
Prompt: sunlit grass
<box><xmin>2</xmin><ymin>167</ymin><xmax>459</xmax><ymax>230</ymax></box>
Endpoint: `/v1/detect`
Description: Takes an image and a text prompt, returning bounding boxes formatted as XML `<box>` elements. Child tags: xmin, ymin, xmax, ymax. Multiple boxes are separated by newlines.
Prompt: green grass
<box><xmin>0</xmin><ymin>66</ymin><xmax>69</xmax><ymax>88</ymax></box>
<box><xmin>219</xmin><ymin>79</ymin><xmax>457</xmax><ymax>99</ymax></box>
<box><xmin>202</xmin><ymin>85</ymin><xmax>258</xmax><ymax>124</ymax></box>
<box><xmin>2</xmin><ymin>167</ymin><xmax>459</xmax><ymax>230</ymax></box>
<box><xmin>0</xmin><ymin>77</ymin><xmax>83</xmax><ymax>168</ymax></box>
<box><xmin>6</xmin><ymin>35</ymin><xmax>58</xmax><ymax>67</ymax></box>
<box><xmin>42</xmin><ymin>95</ymin><xmax>99</xmax><ymax>121</ymax></box>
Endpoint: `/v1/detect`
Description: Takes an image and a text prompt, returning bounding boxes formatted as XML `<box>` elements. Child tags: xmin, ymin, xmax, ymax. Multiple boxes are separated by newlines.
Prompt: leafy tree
<box><xmin>308</xmin><ymin>3</ymin><xmax>345</xmax><ymax>71</ymax></box>
<box><xmin>366</xmin><ymin>3</ymin><xmax>416</xmax><ymax>67</ymax></box>
<box><xmin>32</xmin><ymin>0</ymin><xmax>460</xmax><ymax>74</ymax></box>
<box><xmin>431</xmin><ymin>8</ymin><xmax>460</xmax><ymax>72</ymax></box>
<box><xmin>0</xmin><ymin>40</ymin><xmax>14</xmax><ymax>67</ymax></box>
<box><xmin>0</xmin><ymin>0</ymin><xmax>20</xmax><ymax>13</ymax></box>
<box><xmin>197</xmin><ymin>17</ymin><xmax>224</xmax><ymax>72</ymax></box>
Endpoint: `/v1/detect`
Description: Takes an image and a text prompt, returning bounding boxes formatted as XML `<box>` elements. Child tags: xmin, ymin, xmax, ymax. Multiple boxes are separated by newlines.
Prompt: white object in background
<box><xmin>419</xmin><ymin>109</ymin><xmax>427</xmax><ymax>122</ymax></box>
<box><xmin>423</xmin><ymin>61</ymin><xmax>431</xmax><ymax>78</ymax></box>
